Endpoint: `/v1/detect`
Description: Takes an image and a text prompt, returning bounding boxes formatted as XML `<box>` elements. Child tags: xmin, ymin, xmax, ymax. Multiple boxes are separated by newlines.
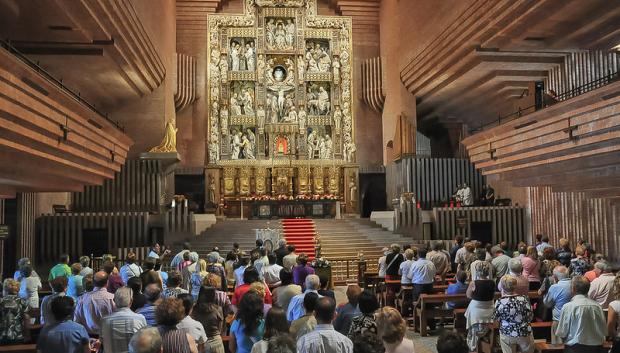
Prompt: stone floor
<box><xmin>334</xmin><ymin>286</ymin><xmax>440</xmax><ymax>353</ymax></box>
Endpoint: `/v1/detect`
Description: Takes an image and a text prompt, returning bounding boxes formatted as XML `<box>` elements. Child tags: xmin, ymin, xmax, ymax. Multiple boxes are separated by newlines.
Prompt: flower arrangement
<box><xmin>312</xmin><ymin>256</ymin><xmax>331</xmax><ymax>268</ymax></box>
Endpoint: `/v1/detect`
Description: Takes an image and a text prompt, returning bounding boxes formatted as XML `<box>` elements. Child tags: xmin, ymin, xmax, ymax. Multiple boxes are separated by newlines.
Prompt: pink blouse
<box><xmin>521</xmin><ymin>256</ymin><xmax>541</xmax><ymax>282</ymax></box>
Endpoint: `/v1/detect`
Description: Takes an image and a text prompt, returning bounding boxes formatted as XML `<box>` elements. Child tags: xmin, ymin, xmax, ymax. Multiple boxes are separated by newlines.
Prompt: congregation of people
<box><xmin>376</xmin><ymin>234</ymin><xmax>618</xmax><ymax>353</ymax></box>
<box><xmin>2</xmin><ymin>232</ymin><xmax>618</xmax><ymax>353</ymax></box>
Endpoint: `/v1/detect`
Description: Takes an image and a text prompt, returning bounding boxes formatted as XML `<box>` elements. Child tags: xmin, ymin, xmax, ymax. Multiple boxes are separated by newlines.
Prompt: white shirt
<box><xmin>177</xmin><ymin>315</ymin><xmax>207</xmax><ymax>346</ymax></box>
<box><xmin>588</xmin><ymin>272</ymin><xmax>616</xmax><ymax>309</ymax></box>
<box><xmin>297</xmin><ymin>324</ymin><xmax>353</xmax><ymax>353</ymax></box>
<box><xmin>100</xmin><ymin>307</ymin><xmax>147</xmax><ymax>353</ymax></box>
<box><xmin>262</xmin><ymin>264</ymin><xmax>283</xmax><ymax>286</ymax></box>
<box><xmin>398</xmin><ymin>260</ymin><xmax>414</xmax><ymax>285</ymax></box>
<box><xmin>378</xmin><ymin>256</ymin><xmax>387</xmax><ymax>278</ymax></box>
<box><xmin>147</xmin><ymin>250</ymin><xmax>159</xmax><ymax>259</ymax></box>
<box><xmin>251</xmin><ymin>340</ymin><xmax>269</xmax><ymax>353</ymax></box>
<box><xmin>407</xmin><ymin>258</ymin><xmax>436</xmax><ymax>284</ymax></box>
<box><xmin>556</xmin><ymin>294</ymin><xmax>606</xmax><ymax>346</ymax></box>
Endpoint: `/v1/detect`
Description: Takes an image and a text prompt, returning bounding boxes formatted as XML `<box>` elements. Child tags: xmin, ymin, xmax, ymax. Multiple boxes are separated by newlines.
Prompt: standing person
<box><xmin>317</xmin><ymin>274</ymin><xmax>335</xmax><ymax>300</ymax></box>
<box><xmin>287</xmin><ymin>275</ymin><xmax>321</xmax><ymax>322</ymax></box>
<box><xmin>225</xmin><ymin>252</ymin><xmax>239</xmax><ymax>285</ymax></box>
<box><xmin>41</xmin><ymin>276</ymin><xmax>68</xmax><ymax>326</ymax></box>
<box><xmin>606</xmin><ymin>276</ymin><xmax>620</xmax><ymax>352</ymax></box>
<box><xmin>234</xmin><ymin>257</ymin><xmax>251</xmax><ymax>288</ymax></box>
<box><xmin>230</xmin><ymin>291</ymin><xmax>266</xmax><ymax>353</ymax></box>
<box><xmin>585</xmin><ymin>260</ymin><xmax>606</xmax><ymax>282</ymax></box>
<box><xmin>427</xmin><ymin>241</ymin><xmax>450</xmax><ymax>283</ymax></box>
<box><xmin>13</xmin><ymin>257</ymin><xmax>38</xmax><ymax>281</ymax></box>
<box><xmin>384</xmin><ymin>244</ymin><xmax>404</xmax><ymax>307</ymax></box>
<box><xmin>398</xmin><ymin>249</ymin><xmax>415</xmax><ymax>288</ymax></box>
<box><xmin>66</xmin><ymin>263</ymin><xmax>84</xmax><ymax>300</ymax></box>
<box><xmin>407</xmin><ymin>247</ymin><xmax>437</xmax><ymax>331</ymax></box>
<box><xmin>100</xmin><ymin>287</ymin><xmax>147</xmax><ymax>353</ymax></box>
<box><xmin>204</xmin><ymin>274</ymin><xmax>233</xmax><ymax>316</ymax></box>
<box><xmin>48</xmin><ymin>254</ymin><xmax>72</xmax><ymax>281</ymax></box>
<box><xmin>292</xmin><ymin>253</ymin><xmax>315</xmax><ymax>288</ymax></box>
<box><xmin>18</xmin><ymin>264</ymin><xmax>42</xmax><ymax>309</ymax></box>
<box><xmin>148</xmin><ymin>243</ymin><xmax>162</xmax><ymax>259</ymax></box>
<box><xmin>171</xmin><ymin>243</ymin><xmax>192</xmax><ymax>269</ymax></box>
<box><xmin>465</xmin><ymin>261</ymin><xmax>495</xmax><ymax>352</ymax></box>
<box><xmin>162</xmin><ymin>270</ymin><xmax>189</xmax><ymax>298</ymax></box>
<box><xmin>128</xmin><ymin>327</ymin><xmax>162</xmax><ymax>353</ymax></box>
<box><xmin>272</xmin><ymin>268</ymin><xmax>301</xmax><ymax>313</ymax></box>
<box><xmin>588</xmin><ymin>261</ymin><xmax>615</xmax><ymax>309</ymax></box>
<box><xmin>137</xmin><ymin>283</ymin><xmax>162</xmax><ymax>326</ymax></box>
<box><xmin>521</xmin><ymin>246</ymin><xmax>542</xmax><ymax>290</ymax></box>
<box><xmin>176</xmin><ymin>294</ymin><xmax>207</xmax><ymax>353</ymax></box>
<box><xmin>491</xmin><ymin>246</ymin><xmax>512</xmax><ymax>280</ymax></box>
<box><xmin>190</xmin><ymin>259</ymin><xmax>210</xmax><ymax>300</ymax></box>
<box><xmin>128</xmin><ymin>277</ymin><xmax>147</xmax><ymax>312</ymax></box>
<box><xmin>155</xmin><ymin>258</ymin><xmax>169</xmax><ymax>290</ymax></box>
<box><xmin>36</xmin><ymin>296</ymin><xmax>90</xmax><ymax>353</ymax></box>
<box><xmin>262</xmin><ymin>254</ymin><xmax>283</xmax><ymax>288</ymax></box>
<box><xmin>536</xmin><ymin>236</ymin><xmax>553</xmax><ymax>256</ymax></box>
<box><xmin>290</xmin><ymin>292</ymin><xmax>318</xmax><ymax>339</ymax></box>
<box><xmin>499</xmin><ymin>259</ymin><xmax>529</xmax><ymax>296</ymax></box>
<box><xmin>192</xmin><ymin>286</ymin><xmax>225</xmax><ymax>353</ymax></box>
<box><xmin>556</xmin><ymin>238</ymin><xmax>573</xmax><ymax>268</ymax></box>
<box><xmin>0</xmin><ymin>279</ymin><xmax>30</xmax><ymax>345</ymax></box>
<box><xmin>542</xmin><ymin>266</ymin><xmax>572</xmax><ymax>345</ymax></box>
<box><xmin>570</xmin><ymin>246</ymin><xmax>591</xmax><ymax>276</ymax></box>
<box><xmin>333</xmin><ymin>285</ymin><xmax>362</xmax><ymax>335</ymax></box>
<box><xmin>274</xmin><ymin>239</ymin><xmax>289</xmax><ymax>267</ymax></box>
<box><xmin>120</xmin><ymin>252</ymin><xmax>142</xmax><ymax>285</ymax></box>
<box><xmin>79</xmin><ymin>256</ymin><xmax>93</xmax><ymax>277</ymax></box>
<box><xmin>155</xmin><ymin>298</ymin><xmax>199</xmax><ymax>353</ymax></box>
<box><xmin>233</xmin><ymin>267</ymin><xmax>272</xmax><ymax>307</ymax></box>
<box><xmin>282</xmin><ymin>245</ymin><xmax>298</xmax><ymax>270</ymax></box>
<box><xmin>103</xmin><ymin>260</ymin><xmax>124</xmax><ymax>294</ymax></box>
<box><xmin>206</xmin><ymin>253</ymin><xmax>228</xmax><ymax>292</ymax></box>
<box><xmin>555</xmin><ymin>276</ymin><xmax>606</xmax><ymax>353</ymax></box>
<box><xmin>250</xmin><ymin>307</ymin><xmax>290</xmax><ymax>353</ymax></box>
<box><xmin>450</xmin><ymin>236</ymin><xmax>464</xmax><ymax>273</ymax></box>
<box><xmin>375</xmin><ymin>307</ymin><xmax>414</xmax><ymax>353</ymax></box>
<box><xmin>538</xmin><ymin>248</ymin><xmax>562</xmax><ymax>294</ymax></box>
<box><xmin>493</xmin><ymin>275</ymin><xmax>535</xmax><ymax>353</ymax></box>
<box><xmin>181</xmin><ymin>252</ymin><xmax>200</xmax><ymax>291</ymax></box>
<box><xmin>74</xmin><ymin>271</ymin><xmax>116</xmax><ymax>335</ymax></box>
<box><xmin>456</xmin><ymin>242</ymin><xmax>476</xmax><ymax>273</ymax></box>
<box><xmin>378</xmin><ymin>247</ymin><xmax>390</xmax><ymax>278</ymax></box>
<box><xmin>297</xmin><ymin>297</ymin><xmax>353</xmax><ymax>353</ymax></box>
<box><xmin>347</xmin><ymin>290</ymin><xmax>383</xmax><ymax>353</ymax></box>
<box><xmin>140</xmin><ymin>257</ymin><xmax>162</xmax><ymax>289</ymax></box>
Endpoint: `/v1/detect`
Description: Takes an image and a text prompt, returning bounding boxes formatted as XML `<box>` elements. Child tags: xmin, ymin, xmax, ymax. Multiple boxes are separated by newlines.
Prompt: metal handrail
<box><xmin>1</xmin><ymin>39</ymin><xmax>124</xmax><ymax>132</ymax></box>
<box><xmin>470</xmin><ymin>70</ymin><xmax>619</xmax><ymax>134</ymax></box>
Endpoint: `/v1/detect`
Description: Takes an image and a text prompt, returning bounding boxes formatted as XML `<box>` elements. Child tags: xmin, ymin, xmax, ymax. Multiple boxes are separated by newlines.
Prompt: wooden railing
<box><xmin>327</xmin><ymin>257</ymin><xmax>379</xmax><ymax>284</ymax></box>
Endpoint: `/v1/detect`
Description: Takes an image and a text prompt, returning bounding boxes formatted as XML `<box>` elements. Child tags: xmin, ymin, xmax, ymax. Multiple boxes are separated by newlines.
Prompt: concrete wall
<box><xmin>114</xmin><ymin>0</ymin><xmax>177</xmax><ymax>157</ymax></box>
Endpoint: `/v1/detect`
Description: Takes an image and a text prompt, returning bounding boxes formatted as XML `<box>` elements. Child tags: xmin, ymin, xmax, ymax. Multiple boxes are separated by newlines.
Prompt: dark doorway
<box><xmin>360</xmin><ymin>173</ymin><xmax>387</xmax><ymax>218</ymax></box>
<box><xmin>470</xmin><ymin>222</ymin><xmax>492</xmax><ymax>246</ymax></box>
<box><xmin>82</xmin><ymin>229</ymin><xmax>109</xmax><ymax>258</ymax></box>
<box><xmin>175</xmin><ymin>174</ymin><xmax>205</xmax><ymax>213</ymax></box>
<box><xmin>2</xmin><ymin>198</ymin><xmax>17</xmax><ymax>279</ymax></box>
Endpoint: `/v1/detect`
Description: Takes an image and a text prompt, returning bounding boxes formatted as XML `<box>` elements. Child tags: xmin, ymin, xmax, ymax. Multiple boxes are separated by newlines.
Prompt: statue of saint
<box><xmin>297</xmin><ymin>55</ymin><xmax>305</xmax><ymax>81</ymax></box>
<box><xmin>231</xmin><ymin>130</ymin><xmax>242</xmax><ymax>159</ymax></box>
<box><xmin>256</xmin><ymin>105</ymin><xmax>266</xmax><ymax>132</ymax></box>
<box><xmin>298</xmin><ymin>108</ymin><xmax>306</xmax><ymax>132</ymax></box>
<box><xmin>333</xmin><ymin>107</ymin><xmax>342</xmax><ymax>132</ymax></box>
<box><xmin>208</xmin><ymin>176</ymin><xmax>216</xmax><ymax>205</ymax></box>
<box><xmin>349</xmin><ymin>176</ymin><xmax>357</xmax><ymax>205</ymax></box>
<box><xmin>333</xmin><ymin>59</ymin><xmax>341</xmax><ymax>84</ymax></box>
<box><xmin>307</xmin><ymin>130</ymin><xmax>317</xmax><ymax>159</ymax></box>
<box><xmin>230</xmin><ymin>94</ymin><xmax>242</xmax><ymax>115</ymax></box>
<box><xmin>245</xmin><ymin>43</ymin><xmax>255</xmax><ymax>71</ymax></box>
<box><xmin>220</xmin><ymin>105</ymin><xmax>229</xmax><ymax>136</ymax></box>
<box><xmin>219</xmin><ymin>54</ymin><xmax>228</xmax><ymax>83</ymax></box>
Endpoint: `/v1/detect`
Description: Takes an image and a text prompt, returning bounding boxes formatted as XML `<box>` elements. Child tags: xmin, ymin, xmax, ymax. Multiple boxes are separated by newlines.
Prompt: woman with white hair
<box><xmin>494</xmin><ymin>275</ymin><xmax>535</xmax><ymax>353</ymax></box>
<box><xmin>465</xmin><ymin>261</ymin><xmax>495</xmax><ymax>351</ymax></box>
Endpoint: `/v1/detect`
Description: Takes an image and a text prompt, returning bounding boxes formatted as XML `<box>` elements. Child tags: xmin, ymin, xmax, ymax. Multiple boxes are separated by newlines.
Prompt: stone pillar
<box><xmin>16</xmin><ymin>193</ymin><xmax>36</xmax><ymax>263</ymax></box>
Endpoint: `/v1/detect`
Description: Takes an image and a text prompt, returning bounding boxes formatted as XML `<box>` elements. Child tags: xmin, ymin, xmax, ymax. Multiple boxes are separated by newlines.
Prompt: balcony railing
<box><xmin>1</xmin><ymin>39</ymin><xmax>124</xmax><ymax>131</ymax></box>
<box><xmin>470</xmin><ymin>70</ymin><xmax>619</xmax><ymax>134</ymax></box>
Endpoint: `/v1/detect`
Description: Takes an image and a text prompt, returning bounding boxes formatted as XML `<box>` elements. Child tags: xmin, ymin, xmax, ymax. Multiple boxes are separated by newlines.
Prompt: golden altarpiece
<box><xmin>206</xmin><ymin>0</ymin><xmax>358</xmax><ymax>215</ymax></box>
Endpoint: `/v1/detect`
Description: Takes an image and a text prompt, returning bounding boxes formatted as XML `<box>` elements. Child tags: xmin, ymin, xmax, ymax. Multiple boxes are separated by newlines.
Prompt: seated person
<box><xmin>446</xmin><ymin>271</ymin><xmax>469</xmax><ymax>309</ymax></box>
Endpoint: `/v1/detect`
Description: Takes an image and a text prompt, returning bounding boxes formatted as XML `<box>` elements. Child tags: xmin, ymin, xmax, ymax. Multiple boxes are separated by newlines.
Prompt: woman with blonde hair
<box><xmin>191</xmin><ymin>259</ymin><xmax>209</xmax><ymax>300</ymax></box>
<box><xmin>249</xmin><ymin>282</ymin><xmax>272</xmax><ymax>316</ymax></box>
<box><xmin>570</xmin><ymin>245</ymin><xmax>590</xmax><ymax>276</ymax></box>
<box><xmin>556</xmin><ymin>238</ymin><xmax>572</xmax><ymax>267</ymax></box>
<box><xmin>521</xmin><ymin>246</ymin><xmax>542</xmax><ymax>290</ymax></box>
<box><xmin>465</xmin><ymin>261</ymin><xmax>495</xmax><ymax>351</ymax></box>
<box><xmin>204</xmin><ymin>272</ymin><xmax>232</xmax><ymax>316</ymax></box>
<box><xmin>376</xmin><ymin>307</ymin><xmax>413</xmax><ymax>353</ymax></box>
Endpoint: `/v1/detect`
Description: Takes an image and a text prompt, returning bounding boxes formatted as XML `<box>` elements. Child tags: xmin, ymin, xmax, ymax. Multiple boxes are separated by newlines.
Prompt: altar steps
<box><xmin>281</xmin><ymin>218</ymin><xmax>316</xmax><ymax>260</ymax></box>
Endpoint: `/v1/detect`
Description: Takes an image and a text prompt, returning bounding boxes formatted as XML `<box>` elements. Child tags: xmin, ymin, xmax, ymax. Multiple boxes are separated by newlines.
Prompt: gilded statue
<box><xmin>149</xmin><ymin>121</ymin><xmax>178</xmax><ymax>153</ymax></box>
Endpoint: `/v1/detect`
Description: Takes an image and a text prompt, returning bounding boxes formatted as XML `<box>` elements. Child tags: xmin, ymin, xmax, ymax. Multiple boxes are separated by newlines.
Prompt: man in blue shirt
<box><xmin>445</xmin><ymin>271</ymin><xmax>468</xmax><ymax>309</ymax></box>
<box><xmin>408</xmin><ymin>248</ymin><xmax>437</xmax><ymax>331</ymax></box>
<box><xmin>137</xmin><ymin>284</ymin><xmax>161</xmax><ymax>326</ymax></box>
<box><xmin>37</xmin><ymin>296</ymin><xmax>91</xmax><ymax>353</ymax></box>
<box><xmin>234</xmin><ymin>257</ymin><xmax>250</xmax><ymax>288</ymax></box>
<box><xmin>542</xmin><ymin>265</ymin><xmax>572</xmax><ymax>345</ymax></box>
<box><xmin>536</xmin><ymin>235</ymin><xmax>553</xmax><ymax>256</ymax></box>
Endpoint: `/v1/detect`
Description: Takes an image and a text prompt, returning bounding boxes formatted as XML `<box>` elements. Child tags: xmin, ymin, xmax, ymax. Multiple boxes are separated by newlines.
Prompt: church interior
<box><xmin>0</xmin><ymin>0</ymin><xmax>620</xmax><ymax>352</ymax></box>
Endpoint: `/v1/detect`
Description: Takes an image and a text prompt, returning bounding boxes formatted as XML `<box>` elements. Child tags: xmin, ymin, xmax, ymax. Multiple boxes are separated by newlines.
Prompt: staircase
<box><xmin>281</xmin><ymin>219</ymin><xmax>317</xmax><ymax>260</ymax></box>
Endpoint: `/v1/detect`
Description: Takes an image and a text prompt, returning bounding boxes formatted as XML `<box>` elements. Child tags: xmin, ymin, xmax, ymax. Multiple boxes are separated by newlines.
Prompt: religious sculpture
<box><xmin>208</xmin><ymin>175</ymin><xmax>216</xmax><ymax>205</ymax></box>
<box><xmin>231</xmin><ymin>129</ymin><xmax>242</xmax><ymax>159</ymax></box>
<box><xmin>149</xmin><ymin>120</ymin><xmax>178</xmax><ymax>153</ymax></box>
<box><xmin>230</xmin><ymin>94</ymin><xmax>242</xmax><ymax>115</ymax></box>
<box><xmin>307</xmin><ymin>130</ymin><xmax>317</xmax><ymax>159</ymax></box>
<box><xmin>219</xmin><ymin>54</ymin><xmax>228</xmax><ymax>83</ymax></box>
<box><xmin>333</xmin><ymin>59</ymin><xmax>341</xmax><ymax>84</ymax></box>
<box><xmin>220</xmin><ymin>104</ymin><xmax>229</xmax><ymax>136</ymax></box>
<box><xmin>266</xmin><ymin>19</ymin><xmax>295</xmax><ymax>51</ymax></box>
<box><xmin>256</xmin><ymin>105</ymin><xmax>266</xmax><ymax>132</ymax></box>
<box><xmin>349</xmin><ymin>176</ymin><xmax>357</xmax><ymax>205</ymax></box>
<box><xmin>333</xmin><ymin>107</ymin><xmax>342</xmax><ymax>133</ymax></box>
<box><xmin>298</xmin><ymin>108</ymin><xmax>306</xmax><ymax>132</ymax></box>
<box><xmin>297</xmin><ymin>55</ymin><xmax>305</xmax><ymax>81</ymax></box>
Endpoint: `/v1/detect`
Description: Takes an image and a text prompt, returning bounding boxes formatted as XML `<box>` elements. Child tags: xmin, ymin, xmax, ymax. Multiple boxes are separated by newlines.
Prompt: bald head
<box><xmin>144</xmin><ymin>283</ymin><xmax>162</xmax><ymax>302</ymax></box>
<box><xmin>93</xmin><ymin>271</ymin><xmax>109</xmax><ymax>288</ymax></box>
<box><xmin>129</xmin><ymin>327</ymin><xmax>162</xmax><ymax>353</ymax></box>
<box><xmin>553</xmin><ymin>266</ymin><xmax>569</xmax><ymax>280</ymax></box>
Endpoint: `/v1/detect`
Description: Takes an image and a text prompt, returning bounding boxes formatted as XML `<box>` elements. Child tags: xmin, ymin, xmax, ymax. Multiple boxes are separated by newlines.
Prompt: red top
<box><xmin>232</xmin><ymin>283</ymin><xmax>273</xmax><ymax>305</ymax></box>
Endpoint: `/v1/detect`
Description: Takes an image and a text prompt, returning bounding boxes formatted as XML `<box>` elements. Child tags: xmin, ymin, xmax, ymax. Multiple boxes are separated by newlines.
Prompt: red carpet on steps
<box><xmin>282</xmin><ymin>218</ymin><xmax>316</xmax><ymax>260</ymax></box>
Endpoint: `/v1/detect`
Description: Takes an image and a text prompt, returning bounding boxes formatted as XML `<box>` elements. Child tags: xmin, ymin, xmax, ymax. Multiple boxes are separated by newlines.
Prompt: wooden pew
<box><xmin>416</xmin><ymin>291</ymin><xmax>541</xmax><ymax>337</ymax></box>
<box><xmin>535</xmin><ymin>341</ymin><xmax>612</xmax><ymax>353</ymax></box>
<box><xmin>0</xmin><ymin>344</ymin><xmax>37</xmax><ymax>353</ymax></box>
